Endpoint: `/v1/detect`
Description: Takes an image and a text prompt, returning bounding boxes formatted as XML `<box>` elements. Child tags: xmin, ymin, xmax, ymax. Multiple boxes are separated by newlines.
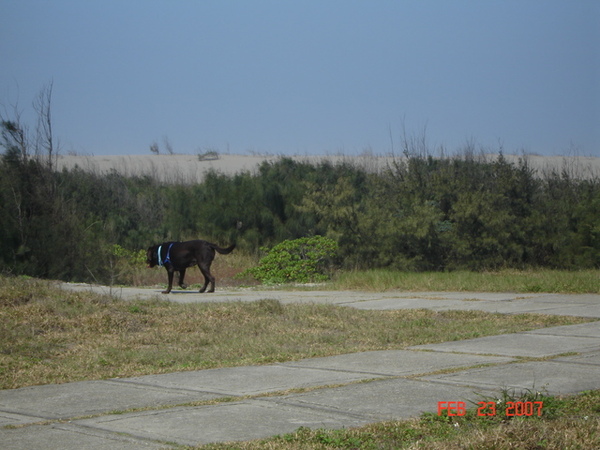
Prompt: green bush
<box><xmin>244</xmin><ymin>236</ymin><xmax>338</xmax><ymax>284</ymax></box>
<box><xmin>107</xmin><ymin>244</ymin><xmax>147</xmax><ymax>285</ymax></box>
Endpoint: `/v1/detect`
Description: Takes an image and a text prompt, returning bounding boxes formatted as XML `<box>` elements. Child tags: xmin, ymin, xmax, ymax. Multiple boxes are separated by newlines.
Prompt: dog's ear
<box><xmin>146</xmin><ymin>246</ymin><xmax>156</xmax><ymax>267</ymax></box>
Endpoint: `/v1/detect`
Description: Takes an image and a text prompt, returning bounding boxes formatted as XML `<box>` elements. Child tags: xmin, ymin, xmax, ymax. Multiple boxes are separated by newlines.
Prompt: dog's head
<box><xmin>146</xmin><ymin>246</ymin><xmax>158</xmax><ymax>268</ymax></box>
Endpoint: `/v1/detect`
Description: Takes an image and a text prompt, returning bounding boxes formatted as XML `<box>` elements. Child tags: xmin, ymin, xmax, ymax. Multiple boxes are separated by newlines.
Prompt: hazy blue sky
<box><xmin>2</xmin><ymin>1</ymin><xmax>598</xmax><ymax>156</ymax></box>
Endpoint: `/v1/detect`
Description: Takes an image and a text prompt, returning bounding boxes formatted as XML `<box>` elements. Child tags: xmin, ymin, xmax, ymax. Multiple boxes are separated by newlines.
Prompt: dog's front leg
<box><xmin>178</xmin><ymin>269</ymin><xmax>187</xmax><ymax>289</ymax></box>
<box><xmin>163</xmin><ymin>269</ymin><xmax>174</xmax><ymax>294</ymax></box>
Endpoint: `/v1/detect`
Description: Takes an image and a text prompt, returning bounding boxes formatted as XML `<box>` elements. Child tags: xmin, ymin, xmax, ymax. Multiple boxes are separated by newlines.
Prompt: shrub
<box><xmin>244</xmin><ymin>236</ymin><xmax>338</xmax><ymax>284</ymax></box>
<box><xmin>108</xmin><ymin>244</ymin><xmax>147</xmax><ymax>285</ymax></box>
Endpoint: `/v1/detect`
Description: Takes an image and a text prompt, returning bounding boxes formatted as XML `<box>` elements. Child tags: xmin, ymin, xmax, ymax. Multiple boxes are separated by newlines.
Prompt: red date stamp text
<box><xmin>437</xmin><ymin>401</ymin><xmax>543</xmax><ymax>417</ymax></box>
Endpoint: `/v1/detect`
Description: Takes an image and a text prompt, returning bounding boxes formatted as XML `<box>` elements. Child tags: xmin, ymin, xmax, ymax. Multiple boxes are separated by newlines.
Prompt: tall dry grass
<box><xmin>1</xmin><ymin>275</ymin><xmax>591</xmax><ymax>389</ymax></box>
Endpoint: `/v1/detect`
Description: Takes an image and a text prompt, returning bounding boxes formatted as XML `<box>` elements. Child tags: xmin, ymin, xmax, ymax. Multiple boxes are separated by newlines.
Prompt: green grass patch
<box><xmin>332</xmin><ymin>269</ymin><xmax>600</xmax><ymax>293</ymax></box>
<box><xmin>0</xmin><ymin>275</ymin><xmax>593</xmax><ymax>389</ymax></box>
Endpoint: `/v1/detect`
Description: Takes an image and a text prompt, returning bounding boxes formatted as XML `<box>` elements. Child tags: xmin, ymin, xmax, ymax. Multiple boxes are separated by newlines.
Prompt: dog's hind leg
<box><xmin>198</xmin><ymin>263</ymin><xmax>215</xmax><ymax>293</ymax></box>
<box><xmin>178</xmin><ymin>269</ymin><xmax>187</xmax><ymax>289</ymax></box>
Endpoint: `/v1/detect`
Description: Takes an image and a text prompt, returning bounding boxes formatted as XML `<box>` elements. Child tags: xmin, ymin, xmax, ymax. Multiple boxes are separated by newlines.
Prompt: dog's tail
<box><xmin>212</xmin><ymin>243</ymin><xmax>236</xmax><ymax>254</ymax></box>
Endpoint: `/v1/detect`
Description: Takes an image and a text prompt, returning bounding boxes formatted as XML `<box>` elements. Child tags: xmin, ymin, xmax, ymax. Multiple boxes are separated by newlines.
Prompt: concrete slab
<box><xmin>281</xmin><ymin>350</ymin><xmax>514</xmax><ymax>376</ymax></box>
<box><xmin>274</xmin><ymin>291</ymin><xmax>364</xmax><ymax>306</ymax></box>
<box><xmin>337</xmin><ymin>292</ymin><xmax>540</xmax><ymax>310</ymax></box>
<box><xmin>163</xmin><ymin>289</ymin><xmax>355</xmax><ymax>306</ymax></box>
<box><xmin>360</xmin><ymin>293</ymin><xmax>600</xmax><ymax>317</ymax></box>
<box><xmin>60</xmin><ymin>284</ymin><xmax>600</xmax><ymax>318</ymax></box>
<box><xmin>0</xmin><ymin>423</ymin><xmax>164</xmax><ymax>450</ymax></box>
<box><xmin>526</xmin><ymin>305</ymin><xmax>600</xmax><ymax>318</ymax></box>
<box><xmin>0</xmin><ymin>380</ymin><xmax>220</xmax><ymax>420</ymax></box>
<box><xmin>526</xmin><ymin>322</ymin><xmax>600</xmax><ymax>338</ymax></box>
<box><xmin>119</xmin><ymin>364</ymin><xmax>387</xmax><ymax>396</ymax></box>
<box><xmin>446</xmin><ymin>301</ymin><xmax>600</xmax><ymax>317</ymax></box>
<box><xmin>155</xmin><ymin>291</ymin><xmax>265</xmax><ymax>304</ymax></box>
<box><xmin>422</xmin><ymin>360</ymin><xmax>600</xmax><ymax>395</ymax></box>
<box><xmin>345</xmin><ymin>298</ymin><xmax>468</xmax><ymax>310</ymax></box>
<box><xmin>552</xmin><ymin>350</ymin><xmax>600</xmax><ymax>366</ymax></box>
<box><xmin>387</xmin><ymin>292</ymin><xmax>536</xmax><ymax>301</ymax></box>
<box><xmin>0</xmin><ymin>410</ymin><xmax>46</xmax><ymax>427</ymax></box>
<box><xmin>410</xmin><ymin>333</ymin><xmax>600</xmax><ymax>358</ymax></box>
<box><xmin>75</xmin><ymin>399</ymin><xmax>370</xmax><ymax>447</ymax></box>
<box><xmin>273</xmin><ymin>377</ymin><xmax>493</xmax><ymax>422</ymax></box>
<box><xmin>529</xmin><ymin>294</ymin><xmax>600</xmax><ymax>305</ymax></box>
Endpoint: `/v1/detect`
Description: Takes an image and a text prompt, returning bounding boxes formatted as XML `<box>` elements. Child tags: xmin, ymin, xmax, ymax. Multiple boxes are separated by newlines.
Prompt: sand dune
<box><xmin>55</xmin><ymin>153</ymin><xmax>600</xmax><ymax>183</ymax></box>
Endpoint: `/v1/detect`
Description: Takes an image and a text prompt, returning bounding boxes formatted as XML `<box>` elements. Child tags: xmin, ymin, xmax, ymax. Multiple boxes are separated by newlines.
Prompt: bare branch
<box><xmin>33</xmin><ymin>81</ymin><xmax>57</xmax><ymax>170</ymax></box>
<box><xmin>163</xmin><ymin>135</ymin><xmax>174</xmax><ymax>155</ymax></box>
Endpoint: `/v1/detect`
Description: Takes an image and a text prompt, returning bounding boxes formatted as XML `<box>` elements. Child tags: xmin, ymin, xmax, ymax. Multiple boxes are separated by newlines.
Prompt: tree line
<box><xmin>1</xmin><ymin>84</ymin><xmax>598</xmax><ymax>281</ymax></box>
<box><xmin>1</xmin><ymin>136</ymin><xmax>598</xmax><ymax>283</ymax></box>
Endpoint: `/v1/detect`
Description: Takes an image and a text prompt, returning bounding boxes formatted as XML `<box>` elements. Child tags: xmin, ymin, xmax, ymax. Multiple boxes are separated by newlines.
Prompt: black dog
<box><xmin>146</xmin><ymin>240</ymin><xmax>235</xmax><ymax>293</ymax></box>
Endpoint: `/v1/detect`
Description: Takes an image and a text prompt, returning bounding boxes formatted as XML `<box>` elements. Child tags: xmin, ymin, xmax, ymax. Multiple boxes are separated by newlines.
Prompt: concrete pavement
<box><xmin>59</xmin><ymin>283</ymin><xmax>600</xmax><ymax>317</ymax></box>
<box><xmin>1</xmin><ymin>288</ymin><xmax>599</xmax><ymax>448</ymax></box>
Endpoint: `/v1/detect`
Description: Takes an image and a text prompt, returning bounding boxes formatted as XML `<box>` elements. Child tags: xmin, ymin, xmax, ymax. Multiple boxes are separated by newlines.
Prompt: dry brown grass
<box><xmin>1</xmin><ymin>275</ymin><xmax>593</xmax><ymax>390</ymax></box>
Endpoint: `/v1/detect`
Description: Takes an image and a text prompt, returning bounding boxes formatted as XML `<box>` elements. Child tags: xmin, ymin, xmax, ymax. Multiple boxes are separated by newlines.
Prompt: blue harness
<box><xmin>157</xmin><ymin>243</ymin><xmax>174</xmax><ymax>267</ymax></box>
